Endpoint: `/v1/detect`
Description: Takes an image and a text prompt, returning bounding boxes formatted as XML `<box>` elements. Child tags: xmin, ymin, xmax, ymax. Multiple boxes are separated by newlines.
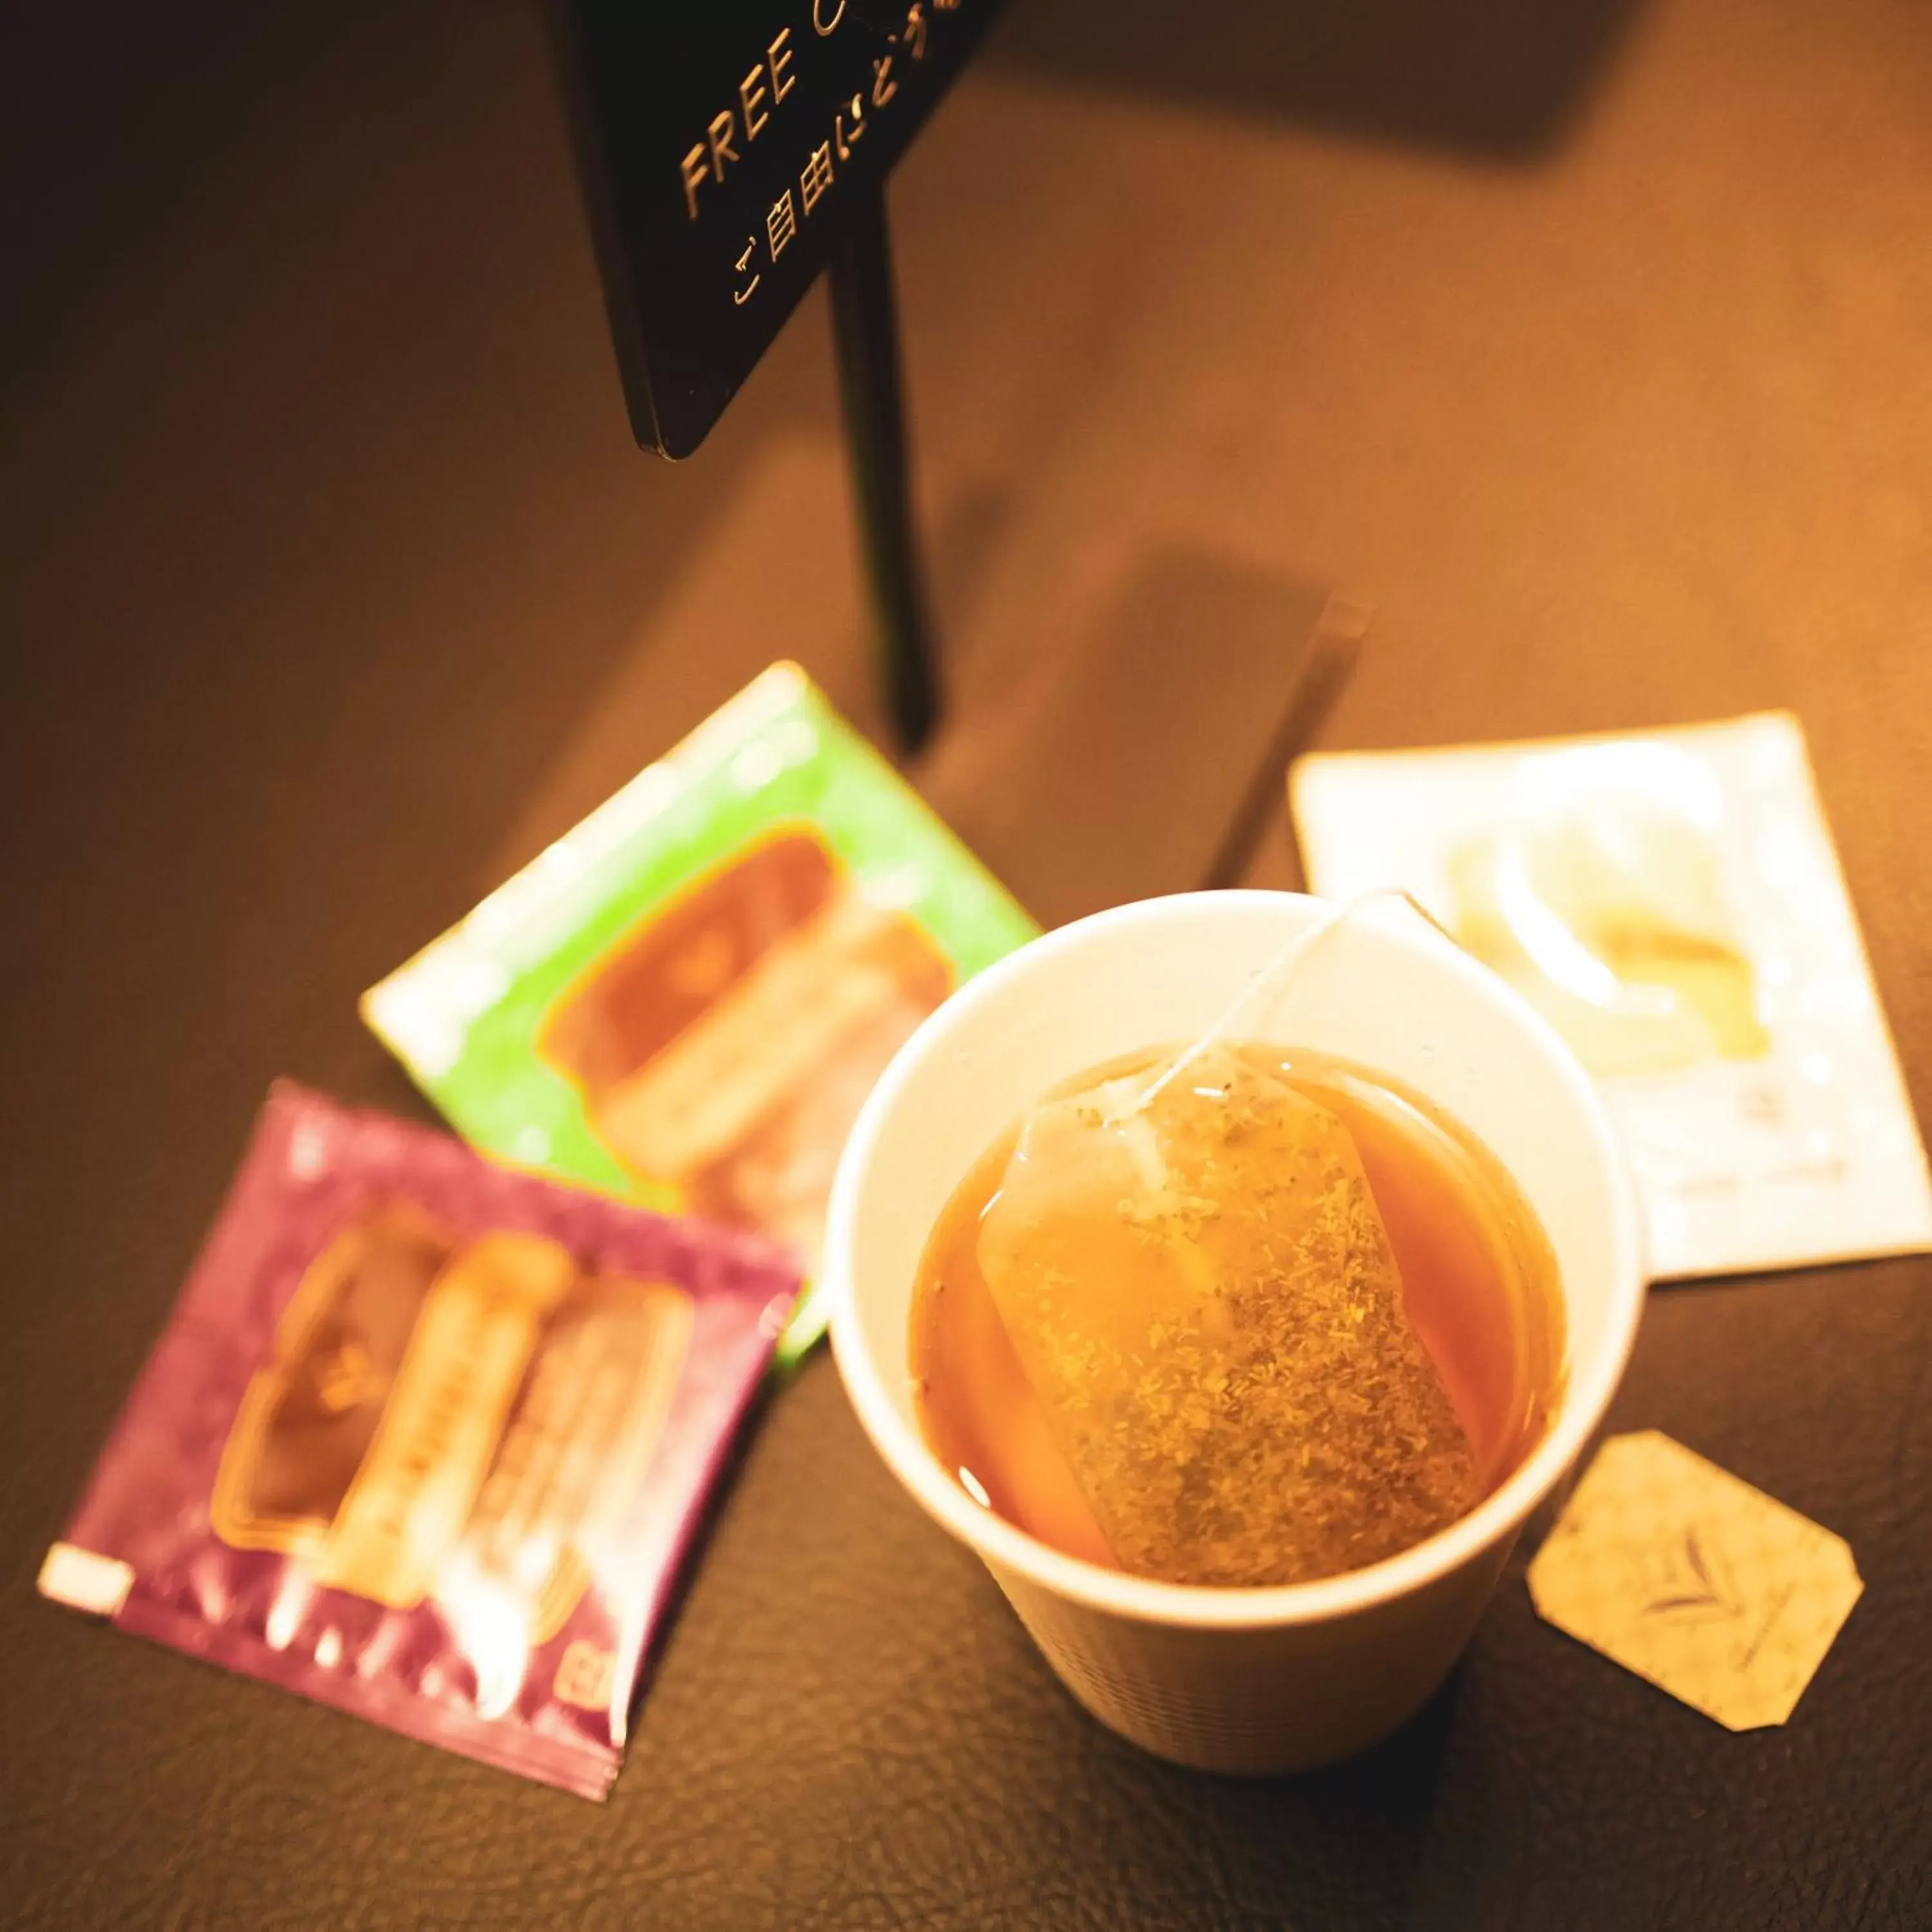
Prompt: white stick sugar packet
<box><xmin>1291</xmin><ymin>712</ymin><xmax>1932</xmax><ymax>1279</ymax></box>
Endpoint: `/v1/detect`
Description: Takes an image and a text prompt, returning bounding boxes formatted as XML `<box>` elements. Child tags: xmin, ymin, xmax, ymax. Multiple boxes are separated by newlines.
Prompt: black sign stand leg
<box><xmin>828</xmin><ymin>184</ymin><xmax>941</xmax><ymax>755</ymax></box>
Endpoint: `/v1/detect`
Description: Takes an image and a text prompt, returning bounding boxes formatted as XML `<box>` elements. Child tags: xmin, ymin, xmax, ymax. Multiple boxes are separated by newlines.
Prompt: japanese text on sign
<box><xmin>677</xmin><ymin>1</ymin><xmax>965</xmax><ymax>310</ymax></box>
<box><xmin>553</xmin><ymin>0</ymin><xmax>1004</xmax><ymax>453</ymax></box>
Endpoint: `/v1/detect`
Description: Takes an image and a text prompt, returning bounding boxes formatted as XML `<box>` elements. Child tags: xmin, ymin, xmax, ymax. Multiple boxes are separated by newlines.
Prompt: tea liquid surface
<box><xmin>909</xmin><ymin>1046</ymin><xmax>1566</xmax><ymax>1577</ymax></box>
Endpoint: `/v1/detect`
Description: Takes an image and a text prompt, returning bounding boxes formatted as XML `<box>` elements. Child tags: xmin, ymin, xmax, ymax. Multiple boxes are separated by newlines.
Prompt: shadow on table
<box><xmin>1065</xmin><ymin>1668</ymin><xmax>1466</xmax><ymax>1927</ymax></box>
<box><xmin>989</xmin><ymin>0</ymin><xmax>1650</xmax><ymax>159</ymax></box>
<box><xmin>0</xmin><ymin>0</ymin><xmax>378</xmax><ymax>391</ymax></box>
<box><xmin>920</xmin><ymin>545</ymin><xmax>1339</xmax><ymax>927</ymax></box>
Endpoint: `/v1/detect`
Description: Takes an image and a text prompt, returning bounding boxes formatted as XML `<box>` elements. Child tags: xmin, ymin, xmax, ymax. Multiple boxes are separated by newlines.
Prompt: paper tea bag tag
<box><xmin>1529</xmin><ymin>1432</ymin><xmax>1862</xmax><ymax>1730</ymax></box>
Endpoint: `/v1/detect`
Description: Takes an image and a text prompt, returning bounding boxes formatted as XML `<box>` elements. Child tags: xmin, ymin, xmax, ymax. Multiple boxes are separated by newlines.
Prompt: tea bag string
<box><xmin>1133</xmin><ymin>889</ymin><xmax>1443</xmax><ymax>1115</ymax></box>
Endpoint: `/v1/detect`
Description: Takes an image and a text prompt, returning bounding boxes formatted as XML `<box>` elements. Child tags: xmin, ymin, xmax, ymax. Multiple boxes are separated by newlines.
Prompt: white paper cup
<box><xmin>826</xmin><ymin>891</ymin><xmax>1644</xmax><ymax>1773</ymax></box>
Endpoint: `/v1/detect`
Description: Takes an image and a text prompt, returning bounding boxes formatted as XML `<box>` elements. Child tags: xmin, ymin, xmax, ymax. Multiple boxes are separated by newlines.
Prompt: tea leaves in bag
<box><xmin>977</xmin><ymin>1043</ymin><xmax>1479</xmax><ymax>1587</ymax></box>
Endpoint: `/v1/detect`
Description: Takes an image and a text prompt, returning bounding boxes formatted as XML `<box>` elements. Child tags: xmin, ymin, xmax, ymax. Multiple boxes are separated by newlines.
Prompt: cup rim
<box><xmin>827</xmin><ymin>889</ymin><xmax>1647</xmax><ymax>1632</ymax></box>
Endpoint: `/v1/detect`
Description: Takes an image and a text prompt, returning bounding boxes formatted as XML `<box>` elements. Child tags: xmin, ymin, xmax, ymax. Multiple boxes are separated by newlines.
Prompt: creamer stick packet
<box><xmin>1291</xmin><ymin>712</ymin><xmax>1932</xmax><ymax>1277</ymax></box>
<box><xmin>39</xmin><ymin>1084</ymin><xmax>798</xmax><ymax>1800</ymax></box>
<box><xmin>363</xmin><ymin>663</ymin><xmax>1038</xmax><ymax>1361</ymax></box>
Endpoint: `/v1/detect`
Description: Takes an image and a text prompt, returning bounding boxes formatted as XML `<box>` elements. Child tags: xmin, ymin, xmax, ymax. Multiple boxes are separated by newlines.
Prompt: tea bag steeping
<box><xmin>977</xmin><ymin>1001</ymin><xmax>1481</xmax><ymax>1587</ymax></box>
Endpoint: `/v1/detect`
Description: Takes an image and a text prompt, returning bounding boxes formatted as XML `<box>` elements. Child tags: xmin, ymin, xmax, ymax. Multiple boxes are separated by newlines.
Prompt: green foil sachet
<box><xmin>363</xmin><ymin>663</ymin><xmax>1038</xmax><ymax>1361</ymax></box>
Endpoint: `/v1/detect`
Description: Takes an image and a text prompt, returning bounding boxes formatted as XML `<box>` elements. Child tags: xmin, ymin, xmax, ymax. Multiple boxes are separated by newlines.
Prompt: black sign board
<box><xmin>551</xmin><ymin>2</ymin><xmax>1007</xmax><ymax>460</ymax></box>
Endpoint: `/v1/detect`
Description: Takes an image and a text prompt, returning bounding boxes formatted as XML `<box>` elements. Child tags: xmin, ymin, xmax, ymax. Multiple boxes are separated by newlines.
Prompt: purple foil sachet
<box><xmin>39</xmin><ymin>1083</ymin><xmax>797</xmax><ymax>1799</ymax></box>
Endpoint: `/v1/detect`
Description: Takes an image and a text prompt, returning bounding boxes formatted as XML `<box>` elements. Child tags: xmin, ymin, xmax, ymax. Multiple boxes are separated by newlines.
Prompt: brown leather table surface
<box><xmin>3</xmin><ymin>2</ymin><xmax>1931</xmax><ymax>1926</ymax></box>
